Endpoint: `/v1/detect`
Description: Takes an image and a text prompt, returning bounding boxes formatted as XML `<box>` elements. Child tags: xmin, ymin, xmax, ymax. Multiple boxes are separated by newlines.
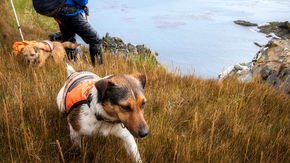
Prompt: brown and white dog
<box><xmin>56</xmin><ymin>65</ymin><xmax>149</xmax><ymax>162</ymax></box>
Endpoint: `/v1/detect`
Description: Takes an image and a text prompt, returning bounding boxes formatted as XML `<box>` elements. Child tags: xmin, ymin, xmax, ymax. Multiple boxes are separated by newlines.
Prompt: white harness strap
<box><xmin>41</xmin><ymin>40</ymin><xmax>54</xmax><ymax>52</ymax></box>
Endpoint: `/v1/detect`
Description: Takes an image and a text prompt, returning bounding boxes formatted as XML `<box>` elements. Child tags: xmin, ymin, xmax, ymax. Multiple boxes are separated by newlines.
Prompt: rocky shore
<box><xmin>102</xmin><ymin>33</ymin><xmax>158</xmax><ymax>61</ymax></box>
<box><xmin>234</xmin><ymin>20</ymin><xmax>258</xmax><ymax>27</ymax></box>
<box><xmin>234</xmin><ymin>20</ymin><xmax>290</xmax><ymax>39</ymax></box>
<box><xmin>258</xmin><ymin>21</ymin><xmax>290</xmax><ymax>39</ymax></box>
<box><xmin>219</xmin><ymin>21</ymin><xmax>290</xmax><ymax>94</ymax></box>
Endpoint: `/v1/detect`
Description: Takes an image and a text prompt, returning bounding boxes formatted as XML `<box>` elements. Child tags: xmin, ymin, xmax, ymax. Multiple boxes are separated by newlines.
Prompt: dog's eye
<box><xmin>141</xmin><ymin>101</ymin><xmax>146</xmax><ymax>109</ymax></box>
<box><xmin>121</xmin><ymin>105</ymin><xmax>132</xmax><ymax>112</ymax></box>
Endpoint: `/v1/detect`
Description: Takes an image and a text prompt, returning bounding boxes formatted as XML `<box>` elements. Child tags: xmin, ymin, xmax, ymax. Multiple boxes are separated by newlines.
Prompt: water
<box><xmin>88</xmin><ymin>0</ymin><xmax>290</xmax><ymax>78</ymax></box>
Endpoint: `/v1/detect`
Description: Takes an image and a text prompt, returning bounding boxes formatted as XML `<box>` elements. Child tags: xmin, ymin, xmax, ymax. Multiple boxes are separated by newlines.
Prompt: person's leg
<box><xmin>55</xmin><ymin>17</ymin><xmax>76</xmax><ymax>42</ymax></box>
<box><xmin>69</xmin><ymin>14</ymin><xmax>103</xmax><ymax>66</ymax></box>
<box><xmin>54</xmin><ymin>16</ymin><xmax>78</xmax><ymax>60</ymax></box>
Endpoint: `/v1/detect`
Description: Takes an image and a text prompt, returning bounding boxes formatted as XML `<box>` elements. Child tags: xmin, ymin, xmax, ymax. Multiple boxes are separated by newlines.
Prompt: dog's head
<box><xmin>20</xmin><ymin>45</ymin><xmax>40</xmax><ymax>64</ymax></box>
<box><xmin>95</xmin><ymin>73</ymin><xmax>149</xmax><ymax>138</ymax></box>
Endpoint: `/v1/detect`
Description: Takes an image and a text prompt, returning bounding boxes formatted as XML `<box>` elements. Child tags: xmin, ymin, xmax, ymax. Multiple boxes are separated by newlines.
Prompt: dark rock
<box><xmin>102</xmin><ymin>33</ymin><xmax>158</xmax><ymax>61</ymax></box>
<box><xmin>279</xmin><ymin>67</ymin><xmax>290</xmax><ymax>80</ymax></box>
<box><xmin>254</xmin><ymin>42</ymin><xmax>263</xmax><ymax>47</ymax></box>
<box><xmin>278</xmin><ymin>21</ymin><xmax>290</xmax><ymax>30</ymax></box>
<box><xmin>260</xmin><ymin>66</ymin><xmax>273</xmax><ymax>80</ymax></box>
<box><xmin>266</xmin><ymin>72</ymin><xmax>281</xmax><ymax>89</ymax></box>
<box><xmin>278</xmin><ymin>67</ymin><xmax>290</xmax><ymax>94</ymax></box>
<box><xmin>283</xmin><ymin>76</ymin><xmax>290</xmax><ymax>94</ymax></box>
<box><xmin>127</xmin><ymin>43</ymin><xmax>137</xmax><ymax>54</ymax></box>
<box><xmin>136</xmin><ymin>45</ymin><xmax>148</xmax><ymax>54</ymax></box>
<box><xmin>234</xmin><ymin>20</ymin><xmax>258</xmax><ymax>27</ymax></box>
<box><xmin>258</xmin><ymin>21</ymin><xmax>290</xmax><ymax>39</ymax></box>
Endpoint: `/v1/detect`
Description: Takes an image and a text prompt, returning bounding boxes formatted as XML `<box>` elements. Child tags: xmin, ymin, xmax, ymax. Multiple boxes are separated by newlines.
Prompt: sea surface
<box><xmin>88</xmin><ymin>0</ymin><xmax>290</xmax><ymax>78</ymax></box>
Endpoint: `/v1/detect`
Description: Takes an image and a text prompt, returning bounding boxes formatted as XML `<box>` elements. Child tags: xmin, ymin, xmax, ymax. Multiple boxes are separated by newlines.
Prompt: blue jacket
<box><xmin>64</xmin><ymin>0</ymin><xmax>88</xmax><ymax>16</ymax></box>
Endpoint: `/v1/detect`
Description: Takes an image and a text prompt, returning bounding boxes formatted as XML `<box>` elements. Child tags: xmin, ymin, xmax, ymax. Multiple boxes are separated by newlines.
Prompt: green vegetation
<box><xmin>0</xmin><ymin>0</ymin><xmax>56</xmax><ymax>46</ymax></box>
<box><xmin>0</xmin><ymin>1</ymin><xmax>289</xmax><ymax>162</ymax></box>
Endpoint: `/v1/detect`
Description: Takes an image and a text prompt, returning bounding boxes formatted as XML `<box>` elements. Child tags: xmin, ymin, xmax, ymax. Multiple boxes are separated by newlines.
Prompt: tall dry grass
<box><xmin>0</xmin><ymin>50</ymin><xmax>289</xmax><ymax>162</ymax></box>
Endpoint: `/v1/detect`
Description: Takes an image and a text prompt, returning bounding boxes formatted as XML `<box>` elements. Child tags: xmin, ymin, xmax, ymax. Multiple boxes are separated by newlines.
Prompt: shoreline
<box><xmin>219</xmin><ymin>20</ymin><xmax>290</xmax><ymax>94</ymax></box>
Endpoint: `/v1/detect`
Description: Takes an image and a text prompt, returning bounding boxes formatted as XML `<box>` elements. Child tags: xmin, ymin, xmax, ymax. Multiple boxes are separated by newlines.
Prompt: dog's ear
<box><xmin>95</xmin><ymin>79</ymin><xmax>116</xmax><ymax>102</ymax></box>
<box><xmin>132</xmin><ymin>72</ymin><xmax>146</xmax><ymax>88</ymax></box>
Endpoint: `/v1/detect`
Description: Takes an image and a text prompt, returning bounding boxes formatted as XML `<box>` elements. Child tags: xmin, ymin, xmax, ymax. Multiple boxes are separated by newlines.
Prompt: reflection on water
<box><xmin>88</xmin><ymin>0</ymin><xmax>290</xmax><ymax>77</ymax></box>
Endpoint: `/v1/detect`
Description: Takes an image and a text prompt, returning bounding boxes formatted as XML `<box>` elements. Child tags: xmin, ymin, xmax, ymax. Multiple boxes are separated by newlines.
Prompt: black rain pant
<box><xmin>55</xmin><ymin>14</ymin><xmax>103</xmax><ymax>66</ymax></box>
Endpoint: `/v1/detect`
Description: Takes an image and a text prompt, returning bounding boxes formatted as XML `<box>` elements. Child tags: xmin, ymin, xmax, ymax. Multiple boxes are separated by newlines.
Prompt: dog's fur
<box><xmin>56</xmin><ymin>65</ymin><xmax>149</xmax><ymax>162</ymax></box>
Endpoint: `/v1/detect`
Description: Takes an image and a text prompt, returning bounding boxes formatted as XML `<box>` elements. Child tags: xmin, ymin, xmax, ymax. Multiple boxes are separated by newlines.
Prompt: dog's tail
<box><xmin>66</xmin><ymin>64</ymin><xmax>75</xmax><ymax>76</ymax></box>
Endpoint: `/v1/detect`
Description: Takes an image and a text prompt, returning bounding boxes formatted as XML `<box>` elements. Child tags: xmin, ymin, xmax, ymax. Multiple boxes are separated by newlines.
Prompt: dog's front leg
<box><xmin>112</xmin><ymin>126</ymin><xmax>142</xmax><ymax>163</ymax></box>
<box><xmin>69</xmin><ymin>125</ymin><xmax>81</xmax><ymax>152</ymax></box>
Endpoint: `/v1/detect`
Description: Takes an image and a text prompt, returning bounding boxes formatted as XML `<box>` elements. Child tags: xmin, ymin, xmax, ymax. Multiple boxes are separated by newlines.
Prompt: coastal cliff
<box><xmin>220</xmin><ymin>21</ymin><xmax>290</xmax><ymax>94</ymax></box>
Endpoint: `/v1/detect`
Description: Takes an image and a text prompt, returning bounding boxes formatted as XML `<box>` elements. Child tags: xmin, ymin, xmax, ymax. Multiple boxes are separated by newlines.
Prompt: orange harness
<box><xmin>62</xmin><ymin>72</ymin><xmax>123</xmax><ymax>124</ymax></box>
<box><xmin>63</xmin><ymin>71</ymin><xmax>99</xmax><ymax>114</ymax></box>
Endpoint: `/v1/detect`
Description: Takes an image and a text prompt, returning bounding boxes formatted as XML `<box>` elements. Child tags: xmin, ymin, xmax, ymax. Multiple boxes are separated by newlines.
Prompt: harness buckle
<box><xmin>121</xmin><ymin>123</ymin><xmax>125</xmax><ymax>128</ymax></box>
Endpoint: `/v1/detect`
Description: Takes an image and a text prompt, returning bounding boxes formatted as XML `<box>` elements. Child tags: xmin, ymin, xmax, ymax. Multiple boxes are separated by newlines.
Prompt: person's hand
<box><xmin>82</xmin><ymin>6</ymin><xmax>89</xmax><ymax>21</ymax></box>
<box><xmin>82</xmin><ymin>6</ymin><xmax>89</xmax><ymax>16</ymax></box>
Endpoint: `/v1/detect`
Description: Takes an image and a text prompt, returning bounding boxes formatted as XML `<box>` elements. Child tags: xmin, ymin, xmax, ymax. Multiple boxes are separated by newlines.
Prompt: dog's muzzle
<box><xmin>124</xmin><ymin>122</ymin><xmax>149</xmax><ymax>138</ymax></box>
<box><xmin>138</xmin><ymin>126</ymin><xmax>149</xmax><ymax>138</ymax></box>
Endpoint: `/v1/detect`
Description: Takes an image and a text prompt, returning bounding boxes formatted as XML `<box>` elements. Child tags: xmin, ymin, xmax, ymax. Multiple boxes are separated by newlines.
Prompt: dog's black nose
<box><xmin>138</xmin><ymin>127</ymin><xmax>149</xmax><ymax>138</ymax></box>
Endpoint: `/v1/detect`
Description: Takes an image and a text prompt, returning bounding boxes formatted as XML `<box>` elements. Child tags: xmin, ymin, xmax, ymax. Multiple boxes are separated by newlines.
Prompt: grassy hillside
<box><xmin>1</xmin><ymin>49</ymin><xmax>290</xmax><ymax>162</ymax></box>
<box><xmin>0</xmin><ymin>1</ymin><xmax>290</xmax><ymax>163</ymax></box>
